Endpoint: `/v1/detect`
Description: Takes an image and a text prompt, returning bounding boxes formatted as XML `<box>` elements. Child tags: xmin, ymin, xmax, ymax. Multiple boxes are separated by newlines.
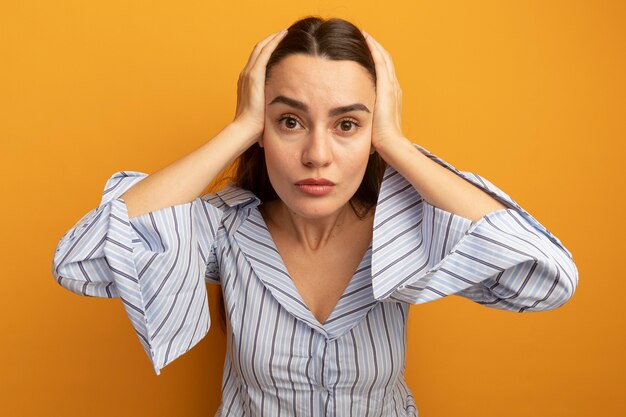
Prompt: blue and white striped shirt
<box><xmin>52</xmin><ymin>144</ymin><xmax>578</xmax><ymax>416</ymax></box>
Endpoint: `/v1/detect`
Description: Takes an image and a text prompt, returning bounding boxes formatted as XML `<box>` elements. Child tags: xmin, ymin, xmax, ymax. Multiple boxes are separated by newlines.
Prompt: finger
<box><xmin>249</xmin><ymin>29</ymin><xmax>288</xmax><ymax>75</ymax></box>
<box><xmin>365</xmin><ymin>33</ymin><xmax>396</xmax><ymax>86</ymax></box>
<box><xmin>365</xmin><ymin>31</ymin><xmax>399</xmax><ymax>94</ymax></box>
<box><xmin>242</xmin><ymin>30</ymin><xmax>287</xmax><ymax>76</ymax></box>
<box><xmin>383</xmin><ymin>47</ymin><xmax>398</xmax><ymax>85</ymax></box>
<box><xmin>364</xmin><ymin>31</ymin><xmax>403</xmax><ymax>129</ymax></box>
<box><xmin>237</xmin><ymin>29</ymin><xmax>287</xmax><ymax>111</ymax></box>
<box><xmin>363</xmin><ymin>32</ymin><xmax>389</xmax><ymax>89</ymax></box>
<box><xmin>364</xmin><ymin>33</ymin><xmax>394</xmax><ymax>90</ymax></box>
<box><xmin>239</xmin><ymin>32</ymin><xmax>279</xmax><ymax>100</ymax></box>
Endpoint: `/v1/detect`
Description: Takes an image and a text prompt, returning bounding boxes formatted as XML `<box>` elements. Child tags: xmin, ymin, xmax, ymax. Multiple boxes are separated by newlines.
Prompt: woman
<box><xmin>52</xmin><ymin>16</ymin><xmax>578</xmax><ymax>416</ymax></box>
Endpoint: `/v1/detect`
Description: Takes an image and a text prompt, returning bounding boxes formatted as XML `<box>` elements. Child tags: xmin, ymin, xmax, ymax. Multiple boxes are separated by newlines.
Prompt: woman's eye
<box><xmin>278</xmin><ymin>116</ymin><xmax>302</xmax><ymax>130</ymax></box>
<box><xmin>338</xmin><ymin>119</ymin><xmax>359</xmax><ymax>133</ymax></box>
<box><xmin>277</xmin><ymin>115</ymin><xmax>359</xmax><ymax>133</ymax></box>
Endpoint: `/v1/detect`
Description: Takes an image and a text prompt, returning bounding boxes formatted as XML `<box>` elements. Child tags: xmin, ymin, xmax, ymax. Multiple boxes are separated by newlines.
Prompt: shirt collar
<box><xmin>215</xmin><ymin>184</ymin><xmax>261</xmax><ymax>208</ymax></box>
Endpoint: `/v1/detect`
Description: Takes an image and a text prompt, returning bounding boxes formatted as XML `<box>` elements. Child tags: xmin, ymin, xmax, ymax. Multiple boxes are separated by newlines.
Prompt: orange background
<box><xmin>1</xmin><ymin>1</ymin><xmax>624</xmax><ymax>416</ymax></box>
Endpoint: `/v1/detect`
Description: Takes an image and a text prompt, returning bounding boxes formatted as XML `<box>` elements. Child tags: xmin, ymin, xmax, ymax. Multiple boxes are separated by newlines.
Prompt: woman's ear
<box><xmin>258</xmin><ymin>134</ymin><xmax>264</xmax><ymax>148</ymax></box>
<box><xmin>369</xmin><ymin>145</ymin><xmax>376</xmax><ymax>155</ymax></box>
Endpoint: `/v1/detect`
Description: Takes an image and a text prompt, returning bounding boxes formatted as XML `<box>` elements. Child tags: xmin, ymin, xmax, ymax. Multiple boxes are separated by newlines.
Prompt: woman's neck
<box><xmin>261</xmin><ymin>200</ymin><xmax>364</xmax><ymax>253</ymax></box>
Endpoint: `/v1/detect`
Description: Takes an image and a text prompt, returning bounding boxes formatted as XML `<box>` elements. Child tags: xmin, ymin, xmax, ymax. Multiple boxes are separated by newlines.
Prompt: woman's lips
<box><xmin>295</xmin><ymin>178</ymin><xmax>335</xmax><ymax>196</ymax></box>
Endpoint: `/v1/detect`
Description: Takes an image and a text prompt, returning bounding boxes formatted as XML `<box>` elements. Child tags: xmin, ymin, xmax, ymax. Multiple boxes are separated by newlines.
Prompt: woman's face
<box><xmin>262</xmin><ymin>53</ymin><xmax>376</xmax><ymax>219</ymax></box>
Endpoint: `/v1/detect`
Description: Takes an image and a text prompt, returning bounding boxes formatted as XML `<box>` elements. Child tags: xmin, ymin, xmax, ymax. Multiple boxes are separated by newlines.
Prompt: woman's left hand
<box><xmin>362</xmin><ymin>31</ymin><xmax>408</xmax><ymax>152</ymax></box>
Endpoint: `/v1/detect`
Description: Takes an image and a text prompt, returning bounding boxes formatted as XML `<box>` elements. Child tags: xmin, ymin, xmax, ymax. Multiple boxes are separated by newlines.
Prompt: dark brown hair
<box><xmin>216</xmin><ymin>16</ymin><xmax>387</xmax><ymax>331</ymax></box>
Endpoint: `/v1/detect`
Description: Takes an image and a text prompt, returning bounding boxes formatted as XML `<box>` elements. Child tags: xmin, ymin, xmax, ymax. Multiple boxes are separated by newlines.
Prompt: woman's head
<box><xmin>234</xmin><ymin>16</ymin><xmax>386</xmax><ymax>218</ymax></box>
<box><xmin>265</xmin><ymin>17</ymin><xmax>376</xmax><ymax>86</ymax></box>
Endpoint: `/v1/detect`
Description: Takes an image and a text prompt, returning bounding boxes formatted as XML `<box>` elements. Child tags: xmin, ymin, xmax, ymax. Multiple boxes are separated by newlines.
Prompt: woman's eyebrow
<box><xmin>269</xmin><ymin>95</ymin><xmax>370</xmax><ymax>116</ymax></box>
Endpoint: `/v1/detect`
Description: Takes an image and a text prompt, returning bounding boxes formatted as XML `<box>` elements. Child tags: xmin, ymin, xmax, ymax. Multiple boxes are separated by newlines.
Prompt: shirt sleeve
<box><xmin>51</xmin><ymin>171</ymin><xmax>224</xmax><ymax>375</ymax></box>
<box><xmin>371</xmin><ymin>144</ymin><xmax>578</xmax><ymax>312</ymax></box>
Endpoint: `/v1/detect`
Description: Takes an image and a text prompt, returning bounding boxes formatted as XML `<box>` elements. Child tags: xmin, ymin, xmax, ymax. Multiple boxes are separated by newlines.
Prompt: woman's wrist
<box><xmin>373</xmin><ymin>135</ymin><xmax>414</xmax><ymax>165</ymax></box>
<box><xmin>222</xmin><ymin>119</ymin><xmax>263</xmax><ymax>153</ymax></box>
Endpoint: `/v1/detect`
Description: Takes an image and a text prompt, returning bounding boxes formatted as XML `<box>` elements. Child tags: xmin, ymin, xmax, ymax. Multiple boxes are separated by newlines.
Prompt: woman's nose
<box><xmin>302</xmin><ymin>128</ymin><xmax>332</xmax><ymax>168</ymax></box>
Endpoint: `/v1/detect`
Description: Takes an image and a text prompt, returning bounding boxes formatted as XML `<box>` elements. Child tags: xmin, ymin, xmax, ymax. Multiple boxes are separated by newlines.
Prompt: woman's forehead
<box><xmin>265</xmin><ymin>54</ymin><xmax>375</xmax><ymax>108</ymax></box>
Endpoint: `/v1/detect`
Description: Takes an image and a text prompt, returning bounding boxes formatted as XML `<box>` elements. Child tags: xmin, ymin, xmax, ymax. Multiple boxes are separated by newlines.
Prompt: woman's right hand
<box><xmin>233</xmin><ymin>29</ymin><xmax>288</xmax><ymax>145</ymax></box>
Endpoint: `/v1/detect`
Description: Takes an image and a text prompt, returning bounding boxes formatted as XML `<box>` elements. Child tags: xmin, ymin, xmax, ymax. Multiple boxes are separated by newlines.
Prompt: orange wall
<box><xmin>1</xmin><ymin>1</ymin><xmax>623</xmax><ymax>416</ymax></box>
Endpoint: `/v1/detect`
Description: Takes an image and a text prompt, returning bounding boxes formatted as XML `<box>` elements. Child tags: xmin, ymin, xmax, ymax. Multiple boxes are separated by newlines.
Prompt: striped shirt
<box><xmin>52</xmin><ymin>143</ymin><xmax>578</xmax><ymax>416</ymax></box>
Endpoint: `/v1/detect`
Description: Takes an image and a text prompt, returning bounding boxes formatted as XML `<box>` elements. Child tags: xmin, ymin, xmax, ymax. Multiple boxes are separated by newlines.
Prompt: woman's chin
<box><xmin>280</xmin><ymin>197</ymin><xmax>352</xmax><ymax>220</ymax></box>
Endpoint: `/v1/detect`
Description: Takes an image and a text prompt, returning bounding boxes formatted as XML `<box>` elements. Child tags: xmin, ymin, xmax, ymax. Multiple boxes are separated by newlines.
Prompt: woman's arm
<box><xmin>121</xmin><ymin>29</ymin><xmax>288</xmax><ymax>219</ymax></box>
<box><xmin>120</xmin><ymin>121</ymin><xmax>256</xmax><ymax>218</ymax></box>
<box><xmin>363</xmin><ymin>31</ymin><xmax>506</xmax><ymax>221</ymax></box>
<box><xmin>363</xmin><ymin>31</ymin><xmax>577</xmax><ymax>312</ymax></box>
<box><xmin>52</xmin><ymin>30</ymin><xmax>288</xmax><ymax>374</ymax></box>
<box><xmin>375</xmin><ymin>138</ymin><xmax>508</xmax><ymax>222</ymax></box>
<box><xmin>370</xmin><ymin>158</ymin><xmax>578</xmax><ymax>312</ymax></box>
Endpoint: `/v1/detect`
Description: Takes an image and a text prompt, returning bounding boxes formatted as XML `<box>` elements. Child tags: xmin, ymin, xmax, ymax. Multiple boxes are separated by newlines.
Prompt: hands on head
<box><xmin>118</xmin><ymin>20</ymin><xmax>409</xmax><ymax>220</ymax></box>
<box><xmin>233</xmin><ymin>29</ymin><xmax>288</xmax><ymax>146</ymax></box>
<box><xmin>361</xmin><ymin>31</ymin><xmax>406</xmax><ymax>152</ymax></box>
<box><xmin>232</xmin><ymin>27</ymin><xmax>406</xmax><ymax>154</ymax></box>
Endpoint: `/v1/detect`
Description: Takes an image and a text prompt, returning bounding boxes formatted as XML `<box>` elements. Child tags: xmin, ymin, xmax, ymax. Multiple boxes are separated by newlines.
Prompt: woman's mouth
<box><xmin>295</xmin><ymin>178</ymin><xmax>335</xmax><ymax>196</ymax></box>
